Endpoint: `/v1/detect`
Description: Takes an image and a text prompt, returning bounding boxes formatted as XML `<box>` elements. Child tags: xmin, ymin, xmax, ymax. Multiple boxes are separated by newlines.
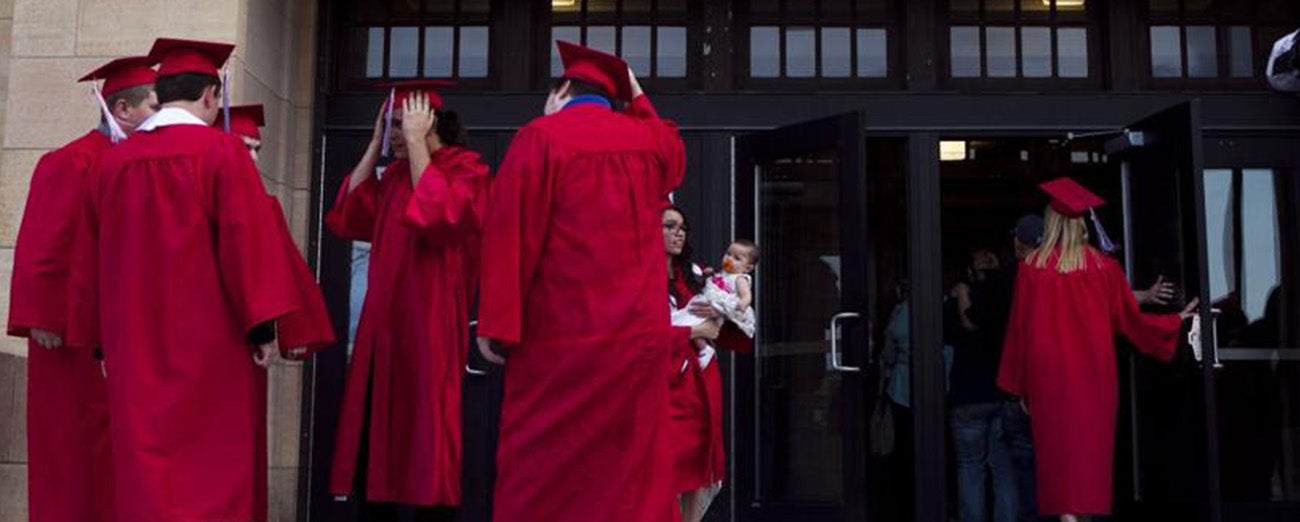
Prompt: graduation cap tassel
<box><xmin>91</xmin><ymin>85</ymin><xmax>127</xmax><ymax>143</ymax></box>
<box><xmin>380</xmin><ymin>88</ymin><xmax>395</xmax><ymax>157</ymax></box>
<box><xmin>221</xmin><ymin>68</ymin><xmax>232</xmax><ymax>133</ymax></box>
<box><xmin>1090</xmin><ymin>208</ymin><xmax>1118</xmax><ymax>253</ymax></box>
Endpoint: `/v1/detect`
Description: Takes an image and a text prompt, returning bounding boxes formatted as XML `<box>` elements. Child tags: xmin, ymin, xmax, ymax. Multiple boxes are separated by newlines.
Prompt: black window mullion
<box><xmin>850</xmin><ymin>24</ymin><xmax>859</xmax><ymax>77</ymax></box>
<box><xmin>979</xmin><ymin>26</ymin><xmax>988</xmax><ymax>77</ymax></box>
<box><xmin>650</xmin><ymin>19</ymin><xmax>659</xmax><ymax>78</ymax></box>
<box><xmin>452</xmin><ymin>26</ymin><xmax>462</xmax><ymax>79</ymax></box>
<box><xmin>779</xmin><ymin>26</ymin><xmax>787</xmax><ymax>78</ymax></box>
<box><xmin>1014</xmin><ymin>26</ymin><xmax>1023</xmax><ymax>78</ymax></box>
<box><xmin>814</xmin><ymin>26</ymin><xmax>822</xmax><ymax>78</ymax></box>
<box><xmin>384</xmin><ymin>26</ymin><xmax>393</xmax><ymax>79</ymax></box>
<box><xmin>1180</xmin><ymin>25</ymin><xmax>1189</xmax><ymax>79</ymax></box>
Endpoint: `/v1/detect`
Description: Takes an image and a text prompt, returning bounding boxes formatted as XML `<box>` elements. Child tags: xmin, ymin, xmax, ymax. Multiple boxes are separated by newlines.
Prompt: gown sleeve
<box><xmin>266</xmin><ymin>197</ymin><xmax>335</xmax><ymax>358</ymax></box>
<box><xmin>211</xmin><ymin>140</ymin><xmax>299</xmax><ymax>337</ymax></box>
<box><xmin>63</xmin><ymin>167</ymin><xmax>102</xmax><ymax>350</ymax></box>
<box><xmin>401</xmin><ymin>153</ymin><xmax>490</xmax><ymax>239</ymax></box>
<box><xmin>8</xmin><ymin>149</ymin><xmax>86</xmax><ymax>338</ymax></box>
<box><xmin>626</xmin><ymin>95</ymin><xmax>686</xmax><ymax>198</ymax></box>
<box><xmin>477</xmin><ymin>126</ymin><xmax>555</xmax><ymax>346</ymax></box>
<box><xmin>997</xmin><ymin>265</ymin><xmax>1034</xmax><ymax>399</ymax></box>
<box><xmin>325</xmin><ymin>173</ymin><xmax>381</xmax><ymax>242</ymax></box>
<box><xmin>1108</xmin><ymin>258</ymin><xmax>1183</xmax><ymax>362</ymax></box>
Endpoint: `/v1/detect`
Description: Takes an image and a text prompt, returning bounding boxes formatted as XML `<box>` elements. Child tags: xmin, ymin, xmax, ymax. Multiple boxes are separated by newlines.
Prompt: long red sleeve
<box><xmin>326</xmin><ymin>174</ymin><xmax>380</xmax><ymax>242</ymax></box>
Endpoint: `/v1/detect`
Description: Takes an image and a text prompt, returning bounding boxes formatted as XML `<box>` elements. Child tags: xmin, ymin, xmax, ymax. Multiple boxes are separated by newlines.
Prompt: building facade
<box><xmin>2</xmin><ymin>0</ymin><xmax>1300</xmax><ymax>521</ymax></box>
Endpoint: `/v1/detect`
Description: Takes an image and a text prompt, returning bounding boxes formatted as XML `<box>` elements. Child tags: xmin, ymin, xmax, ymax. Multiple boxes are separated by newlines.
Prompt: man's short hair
<box><xmin>550</xmin><ymin>77</ymin><xmax>614</xmax><ymax>106</ymax></box>
<box><xmin>155</xmin><ymin>73</ymin><xmax>221</xmax><ymax>104</ymax></box>
<box><xmin>106</xmin><ymin>84</ymin><xmax>154</xmax><ymax>111</ymax></box>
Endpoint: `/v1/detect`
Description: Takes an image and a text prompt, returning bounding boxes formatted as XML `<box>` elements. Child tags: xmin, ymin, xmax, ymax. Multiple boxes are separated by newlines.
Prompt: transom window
<box><xmin>1145</xmin><ymin>0</ymin><xmax>1300</xmax><ymax>84</ymax></box>
<box><xmin>945</xmin><ymin>0</ymin><xmax>1095</xmax><ymax>83</ymax></box>
<box><xmin>549</xmin><ymin>0</ymin><xmax>695</xmax><ymax>85</ymax></box>
<box><xmin>741</xmin><ymin>0</ymin><xmax>897</xmax><ymax>85</ymax></box>
<box><xmin>344</xmin><ymin>0</ymin><xmax>493</xmax><ymax>86</ymax></box>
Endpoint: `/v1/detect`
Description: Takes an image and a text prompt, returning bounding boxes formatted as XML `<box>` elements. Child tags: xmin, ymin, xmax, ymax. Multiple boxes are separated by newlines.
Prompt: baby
<box><xmin>672</xmin><ymin>240</ymin><xmax>759</xmax><ymax>370</ymax></box>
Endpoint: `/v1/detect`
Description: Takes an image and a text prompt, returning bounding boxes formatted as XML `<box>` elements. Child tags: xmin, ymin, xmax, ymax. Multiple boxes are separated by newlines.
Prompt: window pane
<box><xmin>424</xmin><ymin>0</ymin><xmax>455</xmax><ymax>14</ymax></box>
<box><xmin>1229</xmin><ymin>26</ymin><xmax>1253</xmax><ymax>78</ymax></box>
<box><xmin>366</xmin><ymin>27</ymin><xmax>385</xmax><ymax>78</ymax></box>
<box><xmin>1241</xmin><ymin>170</ymin><xmax>1280</xmax><ymax>321</ymax></box>
<box><xmin>658</xmin><ymin>0</ymin><xmax>687</xmax><ymax>14</ymax></box>
<box><xmin>750</xmin><ymin>0</ymin><xmax>779</xmax><ymax>16</ymax></box>
<box><xmin>1148</xmin><ymin>0</ymin><xmax>1178</xmax><ymax>15</ymax></box>
<box><xmin>552</xmin><ymin>26</ymin><xmax>582</xmax><ymax>77</ymax></box>
<box><xmin>822</xmin><ymin>0</ymin><xmax>852</xmax><ymax>18</ymax></box>
<box><xmin>588</xmin><ymin>0</ymin><xmax>617</xmax><ymax>14</ymax></box>
<box><xmin>857</xmin><ymin>28</ymin><xmax>888</xmax><ymax>77</ymax></box>
<box><xmin>1186</xmin><ymin>25</ymin><xmax>1218</xmax><ymax>78</ymax></box>
<box><xmin>1150</xmin><ymin>26</ymin><xmax>1183</xmax><ymax>77</ymax></box>
<box><xmin>462</xmin><ymin>0</ymin><xmax>490</xmax><ymax>14</ymax></box>
<box><xmin>424</xmin><ymin>26</ymin><xmax>454</xmax><ymax>77</ymax></box>
<box><xmin>986</xmin><ymin>27</ymin><xmax>1018</xmax><ymax>77</ymax></box>
<box><xmin>1021</xmin><ymin>27</ymin><xmax>1052</xmax><ymax>77</ymax></box>
<box><xmin>1057</xmin><ymin>27</ymin><xmax>1088</xmax><ymax>77</ymax></box>
<box><xmin>552</xmin><ymin>0</ymin><xmax>581</xmax><ymax>16</ymax></box>
<box><xmin>1021</xmin><ymin>0</ymin><xmax>1050</xmax><ymax>19</ymax></box>
<box><xmin>587</xmin><ymin>25</ymin><xmax>617</xmax><ymax>54</ymax></box>
<box><xmin>1203</xmin><ymin>169</ymin><xmax>1233</xmax><ymax>303</ymax></box>
<box><xmin>622</xmin><ymin>26</ymin><xmax>652</xmax><ymax>77</ymax></box>
<box><xmin>822</xmin><ymin>27</ymin><xmax>852</xmax><ymax>77</ymax></box>
<box><xmin>949</xmin><ymin>0</ymin><xmax>979</xmax><ymax>14</ymax></box>
<box><xmin>751</xmin><ymin>26</ymin><xmax>781</xmax><ymax>77</ymax></box>
<box><xmin>786</xmin><ymin>27</ymin><xmax>816</xmax><ymax>77</ymax></box>
<box><xmin>458</xmin><ymin>26</ymin><xmax>489</xmax><ymax>77</ymax></box>
<box><xmin>624</xmin><ymin>0</ymin><xmax>651</xmax><ymax>14</ymax></box>
<box><xmin>986</xmin><ymin>0</ymin><xmax>1015</xmax><ymax>16</ymax></box>
<box><xmin>657</xmin><ymin>26</ymin><xmax>687</xmax><ymax>77</ymax></box>
<box><xmin>390</xmin><ymin>27</ymin><xmax>419</xmax><ymax>78</ymax></box>
<box><xmin>950</xmin><ymin>26</ymin><xmax>982</xmax><ymax>77</ymax></box>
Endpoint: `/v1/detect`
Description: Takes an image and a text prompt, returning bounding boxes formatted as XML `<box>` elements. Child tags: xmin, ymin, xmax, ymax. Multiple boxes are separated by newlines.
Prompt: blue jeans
<box><xmin>1000</xmin><ymin>401</ymin><xmax>1040</xmax><ymax>522</ymax></box>
<box><xmin>952</xmin><ymin>402</ymin><xmax>1018</xmax><ymax>522</ymax></box>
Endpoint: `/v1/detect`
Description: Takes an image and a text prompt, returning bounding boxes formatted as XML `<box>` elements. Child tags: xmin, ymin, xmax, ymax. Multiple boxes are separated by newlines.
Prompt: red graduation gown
<box><xmin>997</xmin><ymin>250</ymin><xmax>1183</xmax><ymax>516</ymax></box>
<box><xmin>8</xmin><ymin>130</ymin><xmax>114</xmax><ymax>522</ymax></box>
<box><xmin>66</xmin><ymin>123</ymin><xmax>301</xmax><ymax>522</ymax></box>
<box><xmin>668</xmin><ymin>267</ymin><xmax>752</xmax><ymax>494</ymax></box>
<box><xmin>478</xmin><ymin>96</ymin><xmax>685</xmax><ymax>522</ymax></box>
<box><xmin>326</xmin><ymin>146</ymin><xmax>488</xmax><ymax>505</ymax></box>
<box><xmin>266</xmin><ymin>197</ymin><xmax>335</xmax><ymax>357</ymax></box>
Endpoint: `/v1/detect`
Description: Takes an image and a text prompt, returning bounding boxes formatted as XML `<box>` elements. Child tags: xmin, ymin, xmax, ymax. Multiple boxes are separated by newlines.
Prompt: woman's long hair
<box><xmin>665</xmin><ymin>205</ymin><xmax>704</xmax><ymax>296</ymax></box>
<box><xmin>1029</xmin><ymin>206</ymin><xmax>1096</xmax><ymax>273</ymax></box>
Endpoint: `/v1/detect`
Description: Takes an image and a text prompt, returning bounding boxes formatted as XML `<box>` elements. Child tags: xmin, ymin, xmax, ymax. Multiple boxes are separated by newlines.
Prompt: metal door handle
<box><xmin>830</xmin><ymin>312</ymin><xmax>861</xmax><ymax>373</ymax></box>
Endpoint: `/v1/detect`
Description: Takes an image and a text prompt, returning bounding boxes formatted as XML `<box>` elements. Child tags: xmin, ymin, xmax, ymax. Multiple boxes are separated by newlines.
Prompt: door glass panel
<box><xmin>786</xmin><ymin>27</ymin><xmax>817</xmax><ymax>78</ymax></box>
<box><xmin>758</xmin><ymin>150</ymin><xmax>845</xmax><ymax>502</ymax></box>
<box><xmin>1056</xmin><ymin>27</ymin><xmax>1089</xmax><ymax>78</ymax></box>
<box><xmin>1021</xmin><ymin>26</ymin><xmax>1052</xmax><ymax>78</ymax></box>
<box><xmin>1205</xmin><ymin>167</ymin><xmax>1300</xmax><ymax>510</ymax></box>
<box><xmin>822</xmin><ymin>27</ymin><xmax>852</xmax><ymax>78</ymax></box>
<box><xmin>751</xmin><ymin>26</ymin><xmax>781</xmax><ymax>77</ymax></box>
<box><xmin>1203</xmin><ymin>168</ymin><xmax>1232</xmax><ymax>303</ymax></box>
<box><xmin>389</xmin><ymin>27</ymin><xmax>419</xmax><ymax>78</ymax></box>
<box><xmin>951</xmin><ymin>26</ymin><xmax>983</xmax><ymax>77</ymax></box>
<box><xmin>856</xmin><ymin>28</ymin><xmax>889</xmax><ymax>78</ymax></box>
<box><xmin>986</xmin><ymin>27</ymin><xmax>1018</xmax><ymax>77</ymax></box>
<box><xmin>1150</xmin><ymin>26</ymin><xmax>1183</xmax><ymax>78</ymax></box>
<box><xmin>1185</xmin><ymin>25</ymin><xmax>1218</xmax><ymax>78</ymax></box>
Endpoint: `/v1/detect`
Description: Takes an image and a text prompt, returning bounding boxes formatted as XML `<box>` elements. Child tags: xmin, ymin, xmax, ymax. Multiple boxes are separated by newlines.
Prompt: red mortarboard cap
<box><xmin>149</xmin><ymin>38</ymin><xmax>235</xmax><ymax>77</ymax></box>
<box><xmin>79</xmin><ymin>56</ymin><xmax>157</xmax><ymax>97</ymax></box>
<box><xmin>216</xmin><ymin>104</ymin><xmax>265</xmax><ymax>140</ymax></box>
<box><xmin>377</xmin><ymin>80</ymin><xmax>456</xmax><ymax>111</ymax></box>
<box><xmin>557</xmin><ymin>40</ymin><xmax>633</xmax><ymax>102</ymax></box>
<box><xmin>1040</xmin><ymin>177</ymin><xmax>1105</xmax><ymax>218</ymax></box>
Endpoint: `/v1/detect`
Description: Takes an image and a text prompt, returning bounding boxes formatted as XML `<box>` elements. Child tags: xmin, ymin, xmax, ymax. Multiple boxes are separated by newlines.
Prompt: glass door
<box><xmin>1109</xmin><ymin>101</ymin><xmax>1217</xmax><ymax>520</ymax></box>
<box><xmin>733</xmin><ymin>113</ymin><xmax>871</xmax><ymax>521</ymax></box>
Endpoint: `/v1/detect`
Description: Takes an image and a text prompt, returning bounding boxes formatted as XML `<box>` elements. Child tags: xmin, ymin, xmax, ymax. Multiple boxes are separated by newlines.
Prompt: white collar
<box><xmin>138</xmin><ymin>107</ymin><xmax>208</xmax><ymax>132</ymax></box>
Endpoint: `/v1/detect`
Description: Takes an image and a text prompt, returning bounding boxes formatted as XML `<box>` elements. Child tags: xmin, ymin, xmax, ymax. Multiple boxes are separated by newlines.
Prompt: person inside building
<box><xmin>63</xmin><ymin>37</ymin><xmax>315</xmax><ymax>522</ymax></box>
<box><xmin>996</xmin><ymin>178</ymin><xmax>1198</xmax><ymax>522</ymax></box>
<box><xmin>8</xmin><ymin>54</ymin><xmax>157</xmax><ymax>522</ymax></box>
<box><xmin>325</xmin><ymin>80</ymin><xmax>488</xmax><ymax>522</ymax></box>
<box><xmin>475</xmin><ymin>40</ymin><xmax>685</xmax><ymax>522</ymax></box>
<box><xmin>217</xmin><ymin>104</ymin><xmax>335</xmax><ymax>357</ymax></box>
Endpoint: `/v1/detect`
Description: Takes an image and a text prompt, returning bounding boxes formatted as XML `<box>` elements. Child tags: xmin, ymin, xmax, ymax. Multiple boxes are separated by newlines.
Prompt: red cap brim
<box><xmin>557</xmin><ymin>40</ymin><xmax>633</xmax><ymax>102</ymax></box>
<box><xmin>216</xmin><ymin>104</ymin><xmax>265</xmax><ymax>140</ymax></box>
<box><xmin>149</xmin><ymin>38</ymin><xmax>235</xmax><ymax>77</ymax></box>
<box><xmin>80</xmin><ymin>56</ymin><xmax>157</xmax><ymax>97</ymax></box>
<box><xmin>377</xmin><ymin>80</ymin><xmax>456</xmax><ymax>111</ymax></box>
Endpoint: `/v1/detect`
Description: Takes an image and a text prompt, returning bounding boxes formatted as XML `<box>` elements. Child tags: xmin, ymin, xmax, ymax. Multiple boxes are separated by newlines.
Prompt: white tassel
<box><xmin>92</xmin><ymin>85</ymin><xmax>127</xmax><ymax>143</ymax></box>
<box><xmin>221</xmin><ymin>67</ymin><xmax>231</xmax><ymax>133</ymax></box>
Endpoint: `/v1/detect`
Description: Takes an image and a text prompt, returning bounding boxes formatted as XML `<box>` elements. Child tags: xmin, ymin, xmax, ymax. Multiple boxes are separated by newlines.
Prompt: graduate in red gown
<box><xmin>476</xmin><ymin>41</ymin><xmax>685</xmax><ymax>522</ymax></box>
<box><xmin>661</xmin><ymin>205</ymin><xmax>753</xmax><ymax>522</ymax></box>
<box><xmin>996</xmin><ymin>178</ymin><xmax>1198</xmax><ymax>521</ymax></box>
<box><xmin>218</xmin><ymin>104</ymin><xmax>335</xmax><ymax>356</ymax></box>
<box><xmin>325</xmin><ymin>81</ymin><xmax>487</xmax><ymax>521</ymax></box>
<box><xmin>8</xmin><ymin>55</ymin><xmax>156</xmax><ymax>522</ymax></box>
<box><xmin>64</xmin><ymin>38</ymin><xmax>310</xmax><ymax>522</ymax></box>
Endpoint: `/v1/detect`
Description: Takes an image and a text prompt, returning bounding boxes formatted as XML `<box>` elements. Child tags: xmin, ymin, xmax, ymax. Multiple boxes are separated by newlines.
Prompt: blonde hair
<box><xmin>1029</xmin><ymin>206</ymin><xmax>1094</xmax><ymax>273</ymax></box>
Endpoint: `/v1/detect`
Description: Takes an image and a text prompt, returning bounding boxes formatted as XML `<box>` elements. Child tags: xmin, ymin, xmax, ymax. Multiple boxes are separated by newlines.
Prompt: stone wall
<box><xmin>0</xmin><ymin>0</ymin><xmax>317</xmax><ymax>520</ymax></box>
